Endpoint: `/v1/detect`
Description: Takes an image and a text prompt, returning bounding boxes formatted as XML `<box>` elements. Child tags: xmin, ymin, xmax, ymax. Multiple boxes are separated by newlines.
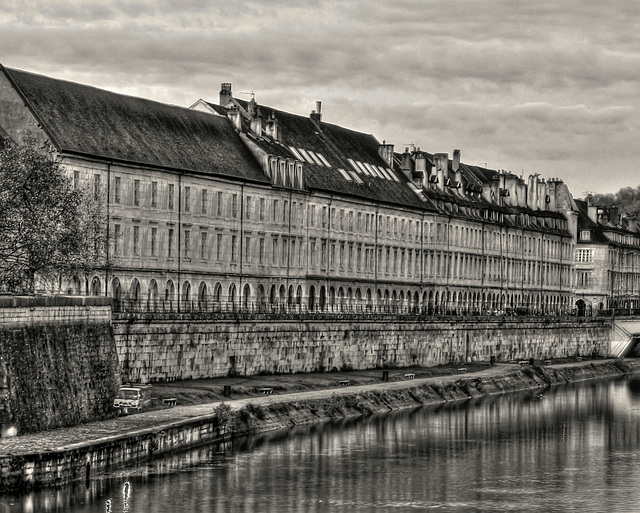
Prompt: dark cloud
<box><xmin>1</xmin><ymin>0</ymin><xmax>639</xmax><ymax>194</ymax></box>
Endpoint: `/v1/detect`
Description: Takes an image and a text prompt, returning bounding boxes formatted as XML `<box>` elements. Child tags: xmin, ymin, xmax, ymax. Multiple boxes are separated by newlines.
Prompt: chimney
<box><xmin>310</xmin><ymin>100</ymin><xmax>322</xmax><ymax>125</ymax></box>
<box><xmin>609</xmin><ymin>204</ymin><xmax>621</xmax><ymax>225</ymax></box>
<box><xmin>219</xmin><ymin>83</ymin><xmax>233</xmax><ymax>106</ymax></box>
<box><xmin>248</xmin><ymin>97</ymin><xmax>258</xmax><ymax>118</ymax></box>
<box><xmin>250</xmin><ymin>107</ymin><xmax>263</xmax><ymax>137</ymax></box>
<box><xmin>505</xmin><ymin>175</ymin><xmax>518</xmax><ymax>206</ymax></box>
<box><xmin>537</xmin><ymin>180</ymin><xmax>548</xmax><ymax>211</ymax></box>
<box><xmin>434</xmin><ymin>153</ymin><xmax>448</xmax><ymax>191</ymax></box>
<box><xmin>264</xmin><ymin>111</ymin><xmax>279</xmax><ymax>141</ymax></box>
<box><xmin>414</xmin><ymin>151</ymin><xmax>427</xmax><ymax>186</ymax></box>
<box><xmin>453</xmin><ymin>149</ymin><xmax>461</xmax><ymax>172</ymax></box>
<box><xmin>227</xmin><ymin>106</ymin><xmax>242</xmax><ymax>131</ymax></box>
<box><xmin>627</xmin><ymin>215</ymin><xmax>638</xmax><ymax>232</ymax></box>
<box><xmin>546</xmin><ymin>181</ymin><xmax>557</xmax><ymax>211</ymax></box>
<box><xmin>400</xmin><ymin>147</ymin><xmax>412</xmax><ymax>180</ymax></box>
<box><xmin>517</xmin><ymin>180</ymin><xmax>527</xmax><ymax>208</ymax></box>
<box><xmin>586</xmin><ymin>195</ymin><xmax>599</xmax><ymax>223</ymax></box>
<box><xmin>378</xmin><ymin>140</ymin><xmax>394</xmax><ymax>168</ymax></box>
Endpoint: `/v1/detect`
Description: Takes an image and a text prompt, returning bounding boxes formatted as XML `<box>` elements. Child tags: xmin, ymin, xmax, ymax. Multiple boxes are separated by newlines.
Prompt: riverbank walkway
<box><xmin>0</xmin><ymin>359</ymin><xmax>613</xmax><ymax>456</ymax></box>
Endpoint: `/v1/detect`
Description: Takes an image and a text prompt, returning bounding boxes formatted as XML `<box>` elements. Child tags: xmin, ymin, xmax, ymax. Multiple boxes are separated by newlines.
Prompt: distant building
<box><xmin>0</xmin><ymin>66</ymin><xmax>585</xmax><ymax>314</ymax></box>
<box><xmin>573</xmin><ymin>196</ymin><xmax>640</xmax><ymax>315</ymax></box>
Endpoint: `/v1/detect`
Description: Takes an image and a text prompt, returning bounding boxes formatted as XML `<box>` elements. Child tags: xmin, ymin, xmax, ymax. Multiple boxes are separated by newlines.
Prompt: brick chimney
<box><xmin>220</xmin><ymin>83</ymin><xmax>233</xmax><ymax>106</ymax></box>
<box><xmin>609</xmin><ymin>204</ymin><xmax>621</xmax><ymax>225</ymax></box>
<box><xmin>626</xmin><ymin>215</ymin><xmax>638</xmax><ymax>232</ymax></box>
<box><xmin>586</xmin><ymin>194</ymin><xmax>599</xmax><ymax>223</ymax></box>
<box><xmin>378</xmin><ymin>140</ymin><xmax>394</xmax><ymax>168</ymax></box>
<box><xmin>310</xmin><ymin>101</ymin><xmax>322</xmax><ymax>125</ymax></box>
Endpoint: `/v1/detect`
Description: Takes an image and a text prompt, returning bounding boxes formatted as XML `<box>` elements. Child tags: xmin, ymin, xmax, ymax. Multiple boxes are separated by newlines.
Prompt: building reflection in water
<box><xmin>4</xmin><ymin>378</ymin><xmax>640</xmax><ymax>512</ymax></box>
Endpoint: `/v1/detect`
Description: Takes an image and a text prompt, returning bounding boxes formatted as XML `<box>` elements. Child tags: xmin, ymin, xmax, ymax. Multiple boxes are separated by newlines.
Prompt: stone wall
<box><xmin>113</xmin><ymin>313</ymin><xmax>612</xmax><ymax>383</ymax></box>
<box><xmin>0</xmin><ymin>297</ymin><xmax>119</xmax><ymax>434</ymax></box>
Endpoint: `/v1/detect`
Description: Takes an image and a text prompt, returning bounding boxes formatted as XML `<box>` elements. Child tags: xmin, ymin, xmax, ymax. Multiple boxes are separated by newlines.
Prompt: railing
<box><xmin>111</xmin><ymin>298</ymin><xmax>601</xmax><ymax>320</ymax></box>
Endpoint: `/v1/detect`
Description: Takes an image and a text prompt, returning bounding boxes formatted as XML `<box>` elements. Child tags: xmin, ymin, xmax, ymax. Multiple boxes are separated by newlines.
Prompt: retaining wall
<box><xmin>113</xmin><ymin>314</ymin><xmax>612</xmax><ymax>383</ymax></box>
<box><xmin>0</xmin><ymin>297</ymin><xmax>119</xmax><ymax>434</ymax></box>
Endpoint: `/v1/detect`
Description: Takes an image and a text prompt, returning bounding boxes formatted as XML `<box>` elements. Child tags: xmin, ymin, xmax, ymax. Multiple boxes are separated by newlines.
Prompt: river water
<box><xmin>5</xmin><ymin>377</ymin><xmax>640</xmax><ymax>512</ymax></box>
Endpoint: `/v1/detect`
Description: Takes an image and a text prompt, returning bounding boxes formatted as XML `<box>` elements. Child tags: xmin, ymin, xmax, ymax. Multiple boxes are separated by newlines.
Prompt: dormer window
<box><xmin>580</xmin><ymin>230</ymin><xmax>591</xmax><ymax>241</ymax></box>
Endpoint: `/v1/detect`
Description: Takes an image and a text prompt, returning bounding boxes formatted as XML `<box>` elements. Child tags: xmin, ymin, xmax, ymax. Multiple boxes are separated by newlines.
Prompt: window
<box><xmin>113</xmin><ymin>224</ymin><xmax>121</xmax><ymax>255</ymax></box>
<box><xmin>576</xmin><ymin>249</ymin><xmax>593</xmax><ymax>263</ymax></box>
<box><xmin>133</xmin><ymin>226</ymin><xmax>140</xmax><ymax>255</ymax></box>
<box><xmin>577</xmin><ymin>271</ymin><xmax>592</xmax><ymax>287</ymax></box>
<box><xmin>201</xmin><ymin>189</ymin><xmax>208</xmax><ymax>214</ymax></box>
<box><xmin>282</xmin><ymin>237</ymin><xmax>288</xmax><ymax>265</ymax></box>
<box><xmin>232</xmin><ymin>194</ymin><xmax>238</xmax><ymax>218</ymax></box>
<box><xmin>231</xmin><ymin>235</ymin><xmax>237</xmax><ymax>261</ymax></box>
<box><xmin>259</xmin><ymin>237</ymin><xmax>265</xmax><ymax>264</ymax></box>
<box><xmin>580</xmin><ymin>230</ymin><xmax>591</xmax><ymax>241</ymax></box>
<box><xmin>310</xmin><ymin>205</ymin><xmax>316</xmax><ymax>227</ymax></box>
<box><xmin>93</xmin><ymin>174</ymin><xmax>101</xmax><ymax>200</ymax></box>
<box><xmin>200</xmin><ymin>232</ymin><xmax>207</xmax><ymax>259</ymax></box>
<box><xmin>322</xmin><ymin>207</ymin><xmax>327</xmax><ymax>228</ymax></box>
<box><xmin>259</xmin><ymin>198</ymin><xmax>265</xmax><ymax>221</ymax></box>
<box><xmin>310</xmin><ymin>238</ymin><xmax>317</xmax><ymax>266</ymax></box>
<box><xmin>273</xmin><ymin>199</ymin><xmax>279</xmax><ymax>223</ymax></box>
<box><xmin>283</xmin><ymin>201</ymin><xmax>288</xmax><ymax>224</ymax></box>
<box><xmin>168</xmin><ymin>184</ymin><xmax>174</xmax><ymax>210</ymax></box>
<box><xmin>114</xmin><ymin>177</ymin><xmax>121</xmax><ymax>203</ymax></box>
<box><xmin>73</xmin><ymin>170</ymin><xmax>80</xmax><ymax>190</ymax></box>
<box><xmin>246</xmin><ymin>196</ymin><xmax>252</xmax><ymax>219</ymax></box>
<box><xmin>184</xmin><ymin>230</ymin><xmax>191</xmax><ymax>258</ymax></box>
<box><xmin>216</xmin><ymin>233</ymin><xmax>223</xmax><ymax>260</ymax></box>
<box><xmin>272</xmin><ymin>236</ymin><xmax>278</xmax><ymax>264</ymax></box>
<box><xmin>133</xmin><ymin>180</ymin><xmax>140</xmax><ymax>206</ymax></box>
<box><xmin>168</xmin><ymin>228</ymin><xmax>174</xmax><ymax>257</ymax></box>
<box><xmin>151</xmin><ymin>227</ymin><xmax>157</xmax><ymax>257</ymax></box>
<box><xmin>245</xmin><ymin>236</ymin><xmax>251</xmax><ymax>262</ymax></box>
<box><xmin>184</xmin><ymin>187</ymin><xmax>191</xmax><ymax>212</ymax></box>
<box><xmin>151</xmin><ymin>181</ymin><xmax>157</xmax><ymax>207</ymax></box>
<box><xmin>217</xmin><ymin>191</ymin><xmax>223</xmax><ymax>216</ymax></box>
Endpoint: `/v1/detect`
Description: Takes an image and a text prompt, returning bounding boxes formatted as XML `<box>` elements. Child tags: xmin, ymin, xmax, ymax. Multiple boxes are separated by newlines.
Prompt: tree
<box><xmin>0</xmin><ymin>135</ymin><xmax>110</xmax><ymax>294</ymax></box>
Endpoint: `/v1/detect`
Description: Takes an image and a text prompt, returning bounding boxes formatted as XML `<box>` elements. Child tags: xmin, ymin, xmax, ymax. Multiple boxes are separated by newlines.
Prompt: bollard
<box><xmin>382</xmin><ymin>370</ymin><xmax>389</xmax><ymax>382</ymax></box>
<box><xmin>223</xmin><ymin>385</ymin><xmax>231</xmax><ymax>398</ymax></box>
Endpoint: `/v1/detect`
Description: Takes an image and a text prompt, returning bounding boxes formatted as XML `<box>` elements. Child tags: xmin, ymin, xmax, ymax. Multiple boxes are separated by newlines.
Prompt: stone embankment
<box><xmin>1</xmin><ymin>358</ymin><xmax>639</xmax><ymax>492</ymax></box>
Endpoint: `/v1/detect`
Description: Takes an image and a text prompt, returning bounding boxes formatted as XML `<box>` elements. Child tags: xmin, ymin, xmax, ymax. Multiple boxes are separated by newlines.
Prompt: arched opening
<box><xmin>319</xmin><ymin>286</ymin><xmax>326</xmax><ymax>311</ymax></box>
<box><xmin>228</xmin><ymin>283</ymin><xmax>236</xmax><ymax>310</ymax></box>
<box><xmin>91</xmin><ymin>276</ymin><xmax>102</xmax><ymax>296</ymax></box>
<box><xmin>288</xmin><ymin>285</ymin><xmax>294</xmax><ymax>306</ymax></box>
<box><xmin>257</xmin><ymin>284</ymin><xmax>266</xmax><ymax>311</ymax></box>
<box><xmin>338</xmin><ymin>287</ymin><xmax>345</xmax><ymax>311</ymax></box>
<box><xmin>329</xmin><ymin>287</ymin><xmax>336</xmax><ymax>311</ymax></box>
<box><xmin>129</xmin><ymin>279</ymin><xmax>140</xmax><ymax>309</ymax></box>
<box><xmin>270</xmin><ymin>285</ymin><xmax>277</xmax><ymax>307</ymax></box>
<box><xmin>111</xmin><ymin>278</ymin><xmax>122</xmax><ymax>311</ymax></box>
<box><xmin>309</xmin><ymin>285</ymin><xmax>316</xmax><ymax>311</ymax></box>
<box><xmin>213</xmin><ymin>282</ymin><xmax>222</xmax><ymax>311</ymax></box>
<box><xmin>366</xmin><ymin>289</ymin><xmax>372</xmax><ymax>311</ymax></box>
<box><xmin>279</xmin><ymin>285</ymin><xmax>286</xmax><ymax>308</ymax></box>
<box><xmin>296</xmin><ymin>285</ymin><xmax>303</xmax><ymax>309</ymax></box>
<box><xmin>181</xmin><ymin>281</ymin><xmax>191</xmax><ymax>311</ymax></box>
<box><xmin>576</xmin><ymin>299</ymin><xmax>587</xmax><ymax>317</ymax></box>
<box><xmin>196</xmin><ymin>282</ymin><xmax>207</xmax><ymax>311</ymax></box>
<box><xmin>148</xmin><ymin>279</ymin><xmax>159</xmax><ymax>311</ymax></box>
<box><xmin>242</xmin><ymin>284</ymin><xmax>250</xmax><ymax>311</ymax></box>
<box><xmin>165</xmin><ymin>280</ymin><xmax>175</xmax><ymax>311</ymax></box>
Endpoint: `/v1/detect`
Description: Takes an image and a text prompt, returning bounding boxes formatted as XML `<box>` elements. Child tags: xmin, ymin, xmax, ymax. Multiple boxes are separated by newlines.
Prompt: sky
<box><xmin>1</xmin><ymin>0</ymin><xmax>639</xmax><ymax>197</ymax></box>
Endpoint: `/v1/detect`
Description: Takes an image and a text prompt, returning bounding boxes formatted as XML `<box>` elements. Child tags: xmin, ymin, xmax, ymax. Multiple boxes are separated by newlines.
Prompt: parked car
<box><xmin>113</xmin><ymin>386</ymin><xmax>151</xmax><ymax>415</ymax></box>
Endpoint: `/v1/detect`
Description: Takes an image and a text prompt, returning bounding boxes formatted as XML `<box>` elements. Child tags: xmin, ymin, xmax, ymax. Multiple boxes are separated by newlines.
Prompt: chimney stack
<box><xmin>378</xmin><ymin>140</ymin><xmax>394</xmax><ymax>168</ymax></box>
<box><xmin>434</xmin><ymin>153</ymin><xmax>448</xmax><ymax>191</ymax></box>
<box><xmin>609</xmin><ymin>204</ymin><xmax>621</xmax><ymax>226</ymax></box>
<box><xmin>227</xmin><ymin>106</ymin><xmax>242</xmax><ymax>131</ymax></box>
<box><xmin>627</xmin><ymin>215</ymin><xmax>638</xmax><ymax>232</ymax></box>
<box><xmin>220</xmin><ymin>83</ymin><xmax>233</xmax><ymax>106</ymax></box>
<box><xmin>310</xmin><ymin>101</ymin><xmax>322</xmax><ymax>125</ymax></box>
<box><xmin>264</xmin><ymin>111</ymin><xmax>279</xmax><ymax>141</ymax></box>
<box><xmin>250</xmin><ymin>107</ymin><xmax>263</xmax><ymax>137</ymax></box>
<box><xmin>400</xmin><ymin>148</ymin><xmax>412</xmax><ymax>180</ymax></box>
<box><xmin>453</xmin><ymin>149</ymin><xmax>461</xmax><ymax>172</ymax></box>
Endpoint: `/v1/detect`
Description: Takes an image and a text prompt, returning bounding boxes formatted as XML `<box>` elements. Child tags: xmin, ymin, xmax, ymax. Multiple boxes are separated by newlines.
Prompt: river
<box><xmin>4</xmin><ymin>377</ymin><xmax>640</xmax><ymax>512</ymax></box>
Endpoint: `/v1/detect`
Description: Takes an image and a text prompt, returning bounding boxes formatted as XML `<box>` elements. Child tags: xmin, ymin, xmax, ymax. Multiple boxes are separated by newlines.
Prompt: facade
<box><xmin>573</xmin><ymin>197</ymin><xmax>640</xmax><ymax>314</ymax></box>
<box><xmin>0</xmin><ymin>66</ymin><xmax>581</xmax><ymax>315</ymax></box>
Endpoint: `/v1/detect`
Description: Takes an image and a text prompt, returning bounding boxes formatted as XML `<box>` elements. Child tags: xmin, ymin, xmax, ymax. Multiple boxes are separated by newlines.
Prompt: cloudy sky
<box><xmin>2</xmin><ymin>0</ymin><xmax>639</xmax><ymax>196</ymax></box>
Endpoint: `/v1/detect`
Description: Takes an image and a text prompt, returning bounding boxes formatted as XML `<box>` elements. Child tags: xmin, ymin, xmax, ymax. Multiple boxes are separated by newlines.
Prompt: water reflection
<box><xmin>4</xmin><ymin>378</ymin><xmax>640</xmax><ymax>512</ymax></box>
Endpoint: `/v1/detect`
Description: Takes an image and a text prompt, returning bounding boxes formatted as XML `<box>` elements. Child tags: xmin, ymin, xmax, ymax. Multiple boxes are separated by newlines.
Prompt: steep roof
<box><xmin>228</xmin><ymin>99</ymin><xmax>435</xmax><ymax>211</ymax></box>
<box><xmin>1</xmin><ymin>66</ymin><xmax>268</xmax><ymax>183</ymax></box>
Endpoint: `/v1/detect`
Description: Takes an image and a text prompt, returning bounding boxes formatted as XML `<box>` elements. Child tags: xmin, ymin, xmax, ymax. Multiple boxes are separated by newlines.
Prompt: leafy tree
<box><xmin>591</xmin><ymin>186</ymin><xmax>640</xmax><ymax>218</ymax></box>
<box><xmin>0</xmin><ymin>135</ymin><xmax>110</xmax><ymax>294</ymax></box>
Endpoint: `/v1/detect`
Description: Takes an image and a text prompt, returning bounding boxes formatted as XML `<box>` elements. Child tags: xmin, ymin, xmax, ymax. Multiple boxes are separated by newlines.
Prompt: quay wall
<box><xmin>1</xmin><ymin>358</ymin><xmax>639</xmax><ymax>493</ymax></box>
<box><xmin>0</xmin><ymin>297</ymin><xmax>119</xmax><ymax>434</ymax></box>
<box><xmin>113</xmin><ymin>314</ymin><xmax>612</xmax><ymax>383</ymax></box>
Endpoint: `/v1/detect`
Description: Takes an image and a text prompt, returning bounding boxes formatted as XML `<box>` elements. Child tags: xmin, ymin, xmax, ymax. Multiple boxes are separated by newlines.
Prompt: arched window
<box><xmin>182</xmin><ymin>281</ymin><xmax>191</xmax><ymax>311</ymax></box>
<box><xmin>129</xmin><ymin>279</ymin><xmax>140</xmax><ymax>309</ymax></box>
<box><xmin>309</xmin><ymin>285</ymin><xmax>316</xmax><ymax>311</ymax></box>
<box><xmin>228</xmin><ymin>283</ymin><xmax>237</xmax><ymax>310</ymax></box>
<box><xmin>243</xmin><ymin>284</ymin><xmax>251</xmax><ymax>310</ymax></box>
<box><xmin>198</xmin><ymin>282</ymin><xmax>208</xmax><ymax>310</ymax></box>
<box><xmin>91</xmin><ymin>276</ymin><xmax>102</xmax><ymax>296</ymax></box>
<box><xmin>148</xmin><ymin>279</ymin><xmax>159</xmax><ymax>311</ymax></box>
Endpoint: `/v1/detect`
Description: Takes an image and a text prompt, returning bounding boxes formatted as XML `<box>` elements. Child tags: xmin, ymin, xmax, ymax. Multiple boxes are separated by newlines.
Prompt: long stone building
<box><xmin>0</xmin><ymin>66</ymin><xmax>581</xmax><ymax>315</ymax></box>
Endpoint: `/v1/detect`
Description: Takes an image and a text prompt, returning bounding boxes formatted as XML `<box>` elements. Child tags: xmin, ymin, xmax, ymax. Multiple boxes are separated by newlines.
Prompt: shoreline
<box><xmin>1</xmin><ymin>358</ymin><xmax>639</xmax><ymax>492</ymax></box>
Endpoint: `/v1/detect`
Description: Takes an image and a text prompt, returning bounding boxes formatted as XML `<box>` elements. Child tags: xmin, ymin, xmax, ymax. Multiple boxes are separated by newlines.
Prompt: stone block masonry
<box><xmin>113</xmin><ymin>314</ymin><xmax>612</xmax><ymax>383</ymax></box>
<box><xmin>0</xmin><ymin>297</ymin><xmax>119</xmax><ymax>434</ymax></box>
